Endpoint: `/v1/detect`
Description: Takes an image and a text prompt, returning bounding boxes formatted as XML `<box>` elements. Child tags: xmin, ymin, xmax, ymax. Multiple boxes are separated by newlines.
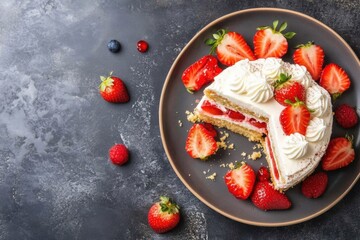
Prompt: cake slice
<box><xmin>194</xmin><ymin>58</ymin><xmax>333</xmax><ymax>190</ymax></box>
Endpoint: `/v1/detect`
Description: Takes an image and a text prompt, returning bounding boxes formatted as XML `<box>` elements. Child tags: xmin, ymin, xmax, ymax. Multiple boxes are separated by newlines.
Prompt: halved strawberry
<box><xmin>322</xmin><ymin>136</ymin><xmax>355</xmax><ymax>171</ymax></box>
<box><xmin>227</xmin><ymin>109</ymin><xmax>245</xmax><ymax>121</ymax></box>
<box><xmin>292</xmin><ymin>41</ymin><xmax>324</xmax><ymax>81</ymax></box>
<box><xmin>274</xmin><ymin>73</ymin><xmax>306</xmax><ymax>106</ymax></box>
<box><xmin>279</xmin><ymin>99</ymin><xmax>310</xmax><ymax>135</ymax></box>
<box><xmin>319</xmin><ymin>63</ymin><xmax>351</xmax><ymax>100</ymax></box>
<box><xmin>253</xmin><ymin>20</ymin><xmax>296</xmax><ymax>58</ymax></box>
<box><xmin>182</xmin><ymin>55</ymin><xmax>222</xmax><ymax>93</ymax></box>
<box><xmin>185</xmin><ymin>124</ymin><xmax>218</xmax><ymax>160</ymax></box>
<box><xmin>224</xmin><ymin>163</ymin><xmax>256</xmax><ymax>200</ymax></box>
<box><xmin>205</xmin><ymin>29</ymin><xmax>256</xmax><ymax>66</ymax></box>
<box><xmin>201</xmin><ymin>123</ymin><xmax>217</xmax><ymax>138</ymax></box>
<box><xmin>201</xmin><ymin>100</ymin><xmax>224</xmax><ymax>115</ymax></box>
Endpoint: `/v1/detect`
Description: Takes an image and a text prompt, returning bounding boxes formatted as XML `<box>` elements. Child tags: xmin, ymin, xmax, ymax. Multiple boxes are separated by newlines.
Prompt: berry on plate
<box><xmin>182</xmin><ymin>55</ymin><xmax>222</xmax><ymax>93</ymax></box>
<box><xmin>201</xmin><ymin>123</ymin><xmax>218</xmax><ymax>137</ymax></box>
<box><xmin>319</xmin><ymin>63</ymin><xmax>351</xmax><ymax>100</ymax></box>
<box><xmin>148</xmin><ymin>196</ymin><xmax>180</xmax><ymax>234</ymax></box>
<box><xmin>274</xmin><ymin>73</ymin><xmax>306</xmax><ymax>106</ymax></box>
<box><xmin>279</xmin><ymin>98</ymin><xmax>310</xmax><ymax>135</ymax></box>
<box><xmin>292</xmin><ymin>41</ymin><xmax>324</xmax><ymax>81</ymax></box>
<box><xmin>99</xmin><ymin>72</ymin><xmax>130</xmax><ymax>103</ymax></box>
<box><xmin>257</xmin><ymin>166</ymin><xmax>270</xmax><ymax>182</ymax></box>
<box><xmin>334</xmin><ymin>104</ymin><xmax>359</xmax><ymax>128</ymax></box>
<box><xmin>301</xmin><ymin>172</ymin><xmax>328</xmax><ymax>198</ymax></box>
<box><xmin>109</xmin><ymin>144</ymin><xmax>129</xmax><ymax>165</ymax></box>
<box><xmin>137</xmin><ymin>40</ymin><xmax>149</xmax><ymax>53</ymax></box>
<box><xmin>322</xmin><ymin>136</ymin><xmax>355</xmax><ymax>171</ymax></box>
<box><xmin>205</xmin><ymin>29</ymin><xmax>256</xmax><ymax>66</ymax></box>
<box><xmin>185</xmin><ymin>123</ymin><xmax>218</xmax><ymax>160</ymax></box>
<box><xmin>253</xmin><ymin>20</ymin><xmax>296</xmax><ymax>58</ymax></box>
<box><xmin>224</xmin><ymin>163</ymin><xmax>256</xmax><ymax>200</ymax></box>
<box><xmin>107</xmin><ymin>39</ymin><xmax>121</xmax><ymax>53</ymax></box>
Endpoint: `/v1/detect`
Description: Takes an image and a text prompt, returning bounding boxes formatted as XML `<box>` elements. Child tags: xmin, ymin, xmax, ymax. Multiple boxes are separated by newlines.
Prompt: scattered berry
<box><xmin>201</xmin><ymin>123</ymin><xmax>217</xmax><ymax>137</ymax></box>
<box><xmin>274</xmin><ymin>73</ymin><xmax>306</xmax><ymax>106</ymax></box>
<box><xmin>182</xmin><ymin>55</ymin><xmax>222</xmax><ymax>93</ymax></box>
<box><xmin>334</xmin><ymin>104</ymin><xmax>358</xmax><ymax>128</ymax></box>
<box><xmin>253</xmin><ymin>20</ymin><xmax>296</xmax><ymax>58</ymax></box>
<box><xmin>99</xmin><ymin>72</ymin><xmax>130</xmax><ymax>103</ymax></box>
<box><xmin>319</xmin><ymin>63</ymin><xmax>351</xmax><ymax>100</ymax></box>
<box><xmin>148</xmin><ymin>196</ymin><xmax>180</xmax><ymax>234</ymax></box>
<box><xmin>137</xmin><ymin>40</ymin><xmax>149</xmax><ymax>53</ymax></box>
<box><xmin>251</xmin><ymin>181</ymin><xmax>292</xmax><ymax>211</ymax></box>
<box><xmin>185</xmin><ymin>124</ymin><xmax>218</xmax><ymax>160</ymax></box>
<box><xmin>322</xmin><ymin>136</ymin><xmax>355</xmax><ymax>171</ymax></box>
<box><xmin>205</xmin><ymin>29</ymin><xmax>256</xmax><ymax>66</ymax></box>
<box><xmin>107</xmin><ymin>39</ymin><xmax>121</xmax><ymax>53</ymax></box>
<box><xmin>279</xmin><ymin>99</ymin><xmax>310</xmax><ymax>135</ymax></box>
<box><xmin>301</xmin><ymin>172</ymin><xmax>328</xmax><ymax>198</ymax></box>
<box><xmin>292</xmin><ymin>41</ymin><xmax>324</xmax><ymax>81</ymax></box>
<box><xmin>257</xmin><ymin>166</ymin><xmax>270</xmax><ymax>182</ymax></box>
<box><xmin>109</xmin><ymin>144</ymin><xmax>129</xmax><ymax>165</ymax></box>
<box><xmin>224</xmin><ymin>163</ymin><xmax>256</xmax><ymax>200</ymax></box>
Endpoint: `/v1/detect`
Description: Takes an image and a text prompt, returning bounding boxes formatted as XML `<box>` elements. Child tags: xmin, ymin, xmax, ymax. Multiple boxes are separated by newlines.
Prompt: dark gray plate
<box><xmin>159</xmin><ymin>8</ymin><xmax>360</xmax><ymax>226</ymax></box>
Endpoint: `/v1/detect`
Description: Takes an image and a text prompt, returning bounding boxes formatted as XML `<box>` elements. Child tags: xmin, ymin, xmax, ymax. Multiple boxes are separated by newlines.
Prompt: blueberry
<box><xmin>107</xmin><ymin>39</ymin><xmax>121</xmax><ymax>53</ymax></box>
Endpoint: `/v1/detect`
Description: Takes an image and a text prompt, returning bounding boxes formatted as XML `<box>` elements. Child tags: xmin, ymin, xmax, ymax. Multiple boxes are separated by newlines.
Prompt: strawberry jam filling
<box><xmin>266</xmin><ymin>137</ymin><xmax>279</xmax><ymax>180</ymax></box>
<box><xmin>200</xmin><ymin>100</ymin><xmax>267</xmax><ymax>132</ymax></box>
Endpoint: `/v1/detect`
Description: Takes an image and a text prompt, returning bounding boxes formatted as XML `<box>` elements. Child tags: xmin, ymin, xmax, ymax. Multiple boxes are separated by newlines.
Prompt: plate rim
<box><xmin>159</xmin><ymin>7</ymin><xmax>360</xmax><ymax>227</ymax></box>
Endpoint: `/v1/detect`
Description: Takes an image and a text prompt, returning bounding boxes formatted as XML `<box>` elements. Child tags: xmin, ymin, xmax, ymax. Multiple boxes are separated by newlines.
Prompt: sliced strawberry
<box><xmin>274</xmin><ymin>73</ymin><xmax>306</xmax><ymax>106</ymax></box>
<box><xmin>322</xmin><ymin>136</ymin><xmax>355</xmax><ymax>171</ymax></box>
<box><xmin>182</xmin><ymin>55</ymin><xmax>222</xmax><ymax>93</ymax></box>
<box><xmin>201</xmin><ymin>100</ymin><xmax>224</xmax><ymax>115</ymax></box>
<box><xmin>319</xmin><ymin>63</ymin><xmax>351</xmax><ymax>100</ymax></box>
<box><xmin>227</xmin><ymin>109</ymin><xmax>245</xmax><ymax>121</ymax></box>
<box><xmin>205</xmin><ymin>29</ymin><xmax>256</xmax><ymax>66</ymax></box>
<box><xmin>224</xmin><ymin>163</ymin><xmax>256</xmax><ymax>200</ymax></box>
<box><xmin>251</xmin><ymin>181</ymin><xmax>292</xmax><ymax>211</ymax></box>
<box><xmin>279</xmin><ymin>99</ymin><xmax>310</xmax><ymax>135</ymax></box>
<box><xmin>253</xmin><ymin>20</ymin><xmax>296</xmax><ymax>58</ymax></box>
<box><xmin>249</xmin><ymin>118</ymin><xmax>267</xmax><ymax>129</ymax></box>
<box><xmin>185</xmin><ymin>124</ymin><xmax>218</xmax><ymax>160</ymax></box>
<box><xmin>293</xmin><ymin>41</ymin><xmax>324</xmax><ymax>81</ymax></box>
<box><xmin>201</xmin><ymin>123</ymin><xmax>217</xmax><ymax>137</ymax></box>
<box><xmin>257</xmin><ymin>166</ymin><xmax>270</xmax><ymax>182</ymax></box>
<box><xmin>301</xmin><ymin>172</ymin><xmax>328</xmax><ymax>198</ymax></box>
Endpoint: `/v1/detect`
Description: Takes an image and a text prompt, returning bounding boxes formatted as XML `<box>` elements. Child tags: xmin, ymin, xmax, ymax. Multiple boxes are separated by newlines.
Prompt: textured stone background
<box><xmin>0</xmin><ymin>0</ymin><xmax>359</xmax><ymax>239</ymax></box>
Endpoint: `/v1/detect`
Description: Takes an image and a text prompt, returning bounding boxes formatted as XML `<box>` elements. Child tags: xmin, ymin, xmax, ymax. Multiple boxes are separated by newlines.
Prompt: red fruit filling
<box><xmin>201</xmin><ymin>100</ymin><xmax>224</xmax><ymax>115</ymax></box>
<box><xmin>266</xmin><ymin>137</ymin><xmax>279</xmax><ymax>180</ymax></box>
<box><xmin>227</xmin><ymin>110</ymin><xmax>245</xmax><ymax>121</ymax></box>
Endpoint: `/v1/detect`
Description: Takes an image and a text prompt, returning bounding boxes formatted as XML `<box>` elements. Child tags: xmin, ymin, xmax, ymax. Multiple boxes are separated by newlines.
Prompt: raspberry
<box><xmin>301</xmin><ymin>172</ymin><xmax>328</xmax><ymax>198</ymax></box>
<box><xmin>334</xmin><ymin>104</ymin><xmax>358</xmax><ymax>128</ymax></box>
<box><xmin>109</xmin><ymin>144</ymin><xmax>129</xmax><ymax>165</ymax></box>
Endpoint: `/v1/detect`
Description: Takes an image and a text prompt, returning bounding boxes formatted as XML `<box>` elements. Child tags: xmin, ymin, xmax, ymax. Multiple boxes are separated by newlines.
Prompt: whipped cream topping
<box><xmin>282</xmin><ymin>133</ymin><xmax>309</xmax><ymax>160</ymax></box>
<box><xmin>228</xmin><ymin>62</ymin><xmax>250</xmax><ymax>94</ymax></box>
<box><xmin>306</xmin><ymin>117</ymin><xmax>326</xmax><ymax>142</ymax></box>
<box><xmin>306</xmin><ymin>85</ymin><xmax>331</xmax><ymax>117</ymax></box>
<box><xmin>261</xmin><ymin>58</ymin><xmax>284</xmax><ymax>84</ymax></box>
<box><xmin>290</xmin><ymin>64</ymin><xmax>313</xmax><ymax>89</ymax></box>
<box><xmin>246</xmin><ymin>71</ymin><xmax>274</xmax><ymax>103</ymax></box>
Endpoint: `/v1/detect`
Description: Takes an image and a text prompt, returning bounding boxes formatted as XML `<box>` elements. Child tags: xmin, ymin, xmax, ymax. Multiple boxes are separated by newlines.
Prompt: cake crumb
<box><xmin>228</xmin><ymin>143</ymin><xmax>234</xmax><ymax>149</ymax></box>
<box><xmin>206</xmin><ymin>172</ymin><xmax>217</xmax><ymax>181</ymax></box>
<box><xmin>203</xmin><ymin>171</ymin><xmax>207</xmax><ymax>175</ymax></box>
<box><xmin>241</xmin><ymin>152</ymin><xmax>246</xmax><ymax>157</ymax></box>
<box><xmin>228</xmin><ymin>162</ymin><xmax>235</xmax><ymax>169</ymax></box>
<box><xmin>186</xmin><ymin>111</ymin><xmax>199</xmax><ymax>123</ymax></box>
<box><xmin>250</xmin><ymin>151</ymin><xmax>262</xmax><ymax>160</ymax></box>
<box><xmin>219</xmin><ymin>163</ymin><xmax>226</xmax><ymax>168</ymax></box>
<box><xmin>178</xmin><ymin>120</ymin><xmax>183</xmax><ymax>127</ymax></box>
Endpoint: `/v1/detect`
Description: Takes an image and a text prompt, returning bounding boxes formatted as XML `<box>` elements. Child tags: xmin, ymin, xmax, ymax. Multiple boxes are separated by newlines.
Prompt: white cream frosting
<box><xmin>290</xmin><ymin>64</ymin><xmax>313</xmax><ymax>89</ymax></box>
<box><xmin>228</xmin><ymin>63</ymin><xmax>250</xmax><ymax>94</ymax></box>
<box><xmin>246</xmin><ymin>71</ymin><xmax>274</xmax><ymax>103</ymax></box>
<box><xmin>306</xmin><ymin>85</ymin><xmax>331</xmax><ymax>117</ymax></box>
<box><xmin>282</xmin><ymin>133</ymin><xmax>309</xmax><ymax>159</ymax></box>
<box><xmin>306</xmin><ymin>117</ymin><xmax>326</xmax><ymax>142</ymax></box>
<box><xmin>261</xmin><ymin>58</ymin><xmax>284</xmax><ymax>84</ymax></box>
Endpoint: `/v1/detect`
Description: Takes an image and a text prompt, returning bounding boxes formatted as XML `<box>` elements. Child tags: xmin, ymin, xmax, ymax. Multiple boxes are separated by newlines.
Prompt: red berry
<box><xmin>334</xmin><ymin>104</ymin><xmax>358</xmax><ymax>128</ymax></box>
<box><xmin>225</xmin><ymin>163</ymin><xmax>256</xmax><ymax>200</ymax></box>
<box><xmin>109</xmin><ymin>144</ymin><xmax>129</xmax><ymax>165</ymax></box>
<box><xmin>319</xmin><ymin>63</ymin><xmax>351</xmax><ymax>99</ymax></box>
<box><xmin>185</xmin><ymin>124</ymin><xmax>218</xmax><ymax>160</ymax></box>
<box><xmin>274</xmin><ymin>74</ymin><xmax>306</xmax><ymax>106</ymax></box>
<box><xmin>257</xmin><ymin>166</ymin><xmax>270</xmax><ymax>182</ymax></box>
<box><xmin>148</xmin><ymin>196</ymin><xmax>180</xmax><ymax>233</ymax></box>
<box><xmin>137</xmin><ymin>40</ymin><xmax>149</xmax><ymax>53</ymax></box>
<box><xmin>251</xmin><ymin>182</ymin><xmax>292</xmax><ymax>211</ymax></box>
<box><xmin>301</xmin><ymin>172</ymin><xmax>328</xmax><ymax>198</ymax></box>
<box><xmin>322</xmin><ymin>136</ymin><xmax>355</xmax><ymax>171</ymax></box>
<box><xmin>99</xmin><ymin>72</ymin><xmax>130</xmax><ymax>103</ymax></box>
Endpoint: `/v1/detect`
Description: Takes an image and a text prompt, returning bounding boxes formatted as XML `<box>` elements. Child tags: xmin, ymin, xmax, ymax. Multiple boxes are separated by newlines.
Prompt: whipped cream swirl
<box><xmin>283</xmin><ymin>133</ymin><xmax>309</xmax><ymax>160</ymax></box>
<box><xmin>290</xmin><ymin>64</ymin><xmax>313</xmax><ymax>89</ymax></box>
<box><xmin>306</xmin><ymin>117</ymin><xmax>326</xmax><ymax>142</ymax></box>
<box><xmin>246</xmin><ymin>71</ymin><xmax>274</xmax><ymax>103</ymax></box>
<box><xmin>306</xmin><ymin>85</ymin><xmax>331</xmax><ymax>117</ymax></box>
<box><xmin>262</xmin><ymin>58</ymin><xmax>284</xmax><ymax>84</ymax></box>
<box><xmin>228</xmin><ymin>63</ymin><xmax>250</xmax><ymax>94</ymax></box>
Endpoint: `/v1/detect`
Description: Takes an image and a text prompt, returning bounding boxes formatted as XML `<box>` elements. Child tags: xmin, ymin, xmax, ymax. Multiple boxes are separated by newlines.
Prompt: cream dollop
<box><xmin>228</xmin><ymin>62</ymin><xmax>250</xmax><ymax>94</ymax></box>
<box><xmin>283</xmin><ymin>133</ymin><xmax>309</xmax><ymax>159</ymax></box>
<box><xmin>306</xmin><ymin>85</ymin><xmax>331</xmax><ymax>117</ymax></box>
<box><xmin>306</xmin><ymin>117</ymin><xmax>326</xmax><ymax>142</ymax></box>
<box><xmin>290</xmin><ymin>64</ymin><xmax>313</xmax><ymax>89</ymax></box>
<box><xmin>246</xmin><ymin>71</ymin><xmax>274</xmax><ymax>102</ymax></box>
<box><xmin>262</xmin><ymin>58</ymin><xmax>284</xmax><ymax>84</ymax></box>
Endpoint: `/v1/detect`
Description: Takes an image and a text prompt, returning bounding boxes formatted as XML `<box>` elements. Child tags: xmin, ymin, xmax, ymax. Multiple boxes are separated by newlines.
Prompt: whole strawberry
<box><xmin>99</xmin><ymin>72</ymin><xmax>130</xmax><ymax>103</ymax></box>
<box><xmin>109</xmin><ymin>144</ymin><xmax>129</xmax><ymax>165</ymax></box>
<box><xmin>334</xmin><ymin>104</ymin><xmax>359</xmax><ymax>128</ymax></box>
<box><xmin>274</xmin><ymin>73</ymin><xmax>306</xmax><ymax>106</ymax></box>
<box><xmin>301</xmin><ymin>172</ymin><xmax>328</xmax><ymax>198</ymax></box>
<box><xmin>148</xmin><ymin>196</ymin><xmax>180</xmax><ymax>234</ymax></box>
